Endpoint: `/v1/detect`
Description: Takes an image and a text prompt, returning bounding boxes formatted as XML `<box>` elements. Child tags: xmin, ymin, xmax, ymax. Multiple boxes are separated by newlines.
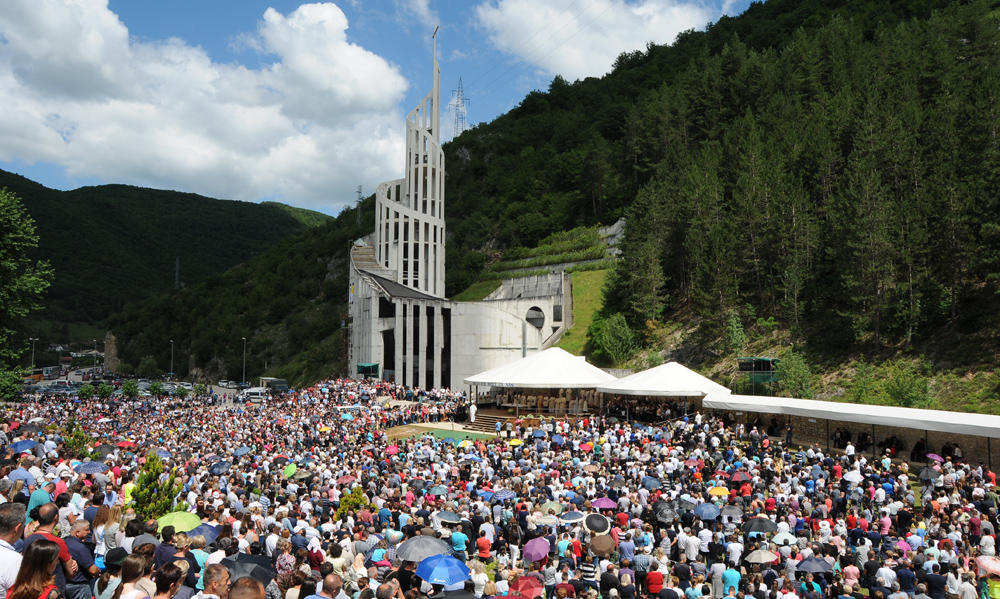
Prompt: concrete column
<box><xmin>433</xmin><ymin>306</ymin><xmax>443</xmax><ymax>389</ymax></box>
<box><xmin>417</xmin><ymin>301</ymin><xmax>426</xmax><ymax>389</ymax></box>
<box><xmin>403</xmin><ymin>301</ymin><xmax>413</xmax><ymax>386</ymax></box>
<box><xmin>394</xmin><ymin>300</ymin><xmax>403</xmax><ymax>384</ymax></box>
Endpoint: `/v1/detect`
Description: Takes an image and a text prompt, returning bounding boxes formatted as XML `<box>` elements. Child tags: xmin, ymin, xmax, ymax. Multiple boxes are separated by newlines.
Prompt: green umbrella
<box><xmin>157</xmin><ymin>511</ymin><xmax>202</xmax><ymax>532</ymax></box>
<box><xmin>284</xmin><ymin>463</ymin><xmax>297</xmax><ymax>477</ymax></box>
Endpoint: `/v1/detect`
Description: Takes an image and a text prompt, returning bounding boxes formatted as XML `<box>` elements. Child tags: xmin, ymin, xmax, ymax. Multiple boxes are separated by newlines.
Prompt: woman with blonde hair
<box><xmin>104</xmin><ymin>506</ymin><xmax>124</xmax><ymax>551</ymax></box>
<box><xmin>469</xmin><ymin>561</ymin><xmax>489</xmax><ymax>598</ymax></box>
<box><xmin>92</xmin><ymin>505</ymin><xmax>111</xmax><ymax>559</ymax></box>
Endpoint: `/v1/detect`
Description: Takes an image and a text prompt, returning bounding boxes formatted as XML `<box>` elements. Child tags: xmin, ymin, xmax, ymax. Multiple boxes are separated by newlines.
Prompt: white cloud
<box><xmin>395</xmin><ymin>0</ymin><xmax>439</xmax><ymax>31</ymax></box>
<box><xmin>474</xmin><ymin>0</ymin><xmax>714</xmax><ymax>82</ymax></box>
<box><xmin>0</xmin><ymin>0</ymin><xmax>411</xmax><ymax>212</ymax></box>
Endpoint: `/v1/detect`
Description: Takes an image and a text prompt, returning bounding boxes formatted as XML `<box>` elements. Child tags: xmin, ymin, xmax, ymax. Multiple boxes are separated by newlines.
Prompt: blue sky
<box><xmin>0</xmin><ymin>0</ymin><xmax>750</xmax><ymax>214</ymax></box>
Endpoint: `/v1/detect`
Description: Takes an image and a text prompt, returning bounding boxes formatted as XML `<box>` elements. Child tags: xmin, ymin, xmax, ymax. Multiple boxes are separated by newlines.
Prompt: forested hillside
<box><xmin>0</xmin><ymin>169</ymin><xmax>331</xmax><ymax>327</ymax></box>
<box><xmin>446</xmin><ymin>0</ymin><xmax>1000</xmax><ymax>362</ymax></box>
<box><xmin>443</xmin><ymin>0</ymin><xmax>961</xmax><ymax>295</ymax></box>
<box><xmin>104</xmin><ymin>0</ymin><xmax>1000</xmax><ymax>402</ymax></box>
<box><xmin>106</xmin><ymin>199</ymin><xmax>372</xmax><ymax>385</ymax></box>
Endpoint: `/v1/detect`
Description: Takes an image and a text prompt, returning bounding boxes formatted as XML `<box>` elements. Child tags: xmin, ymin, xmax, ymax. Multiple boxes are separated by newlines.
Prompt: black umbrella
<box><xmin>175</xmin><ymin>451</ymin><xmax>192</xmax><ymax>460</ymax></box>
<box><xmin>19</xmin><ymin>424</ymin><xmax>43</xmax><ymax>435</ymax></box>
<box><xmin>609</xmin><ymin>479</ymin><xmax>626</xmax><ymax>489</ymax></box>
<box><xmin>410</xmin><ymin>479</ymin><xmax>426</xmax><ymax>490</ymax></box>
<box><xmin>720</xmin><ymin>505</ymin><xmax>743</xmax><ymax>518</ymax></box>
<box><xmin>742</xmin><ymin>518</ymin><xmax>778</xmax><ymax>534</ymax></box>
<box><xmin>796</xmin><ymin>557</ymin><xmax>832</xmax><ymax>573</ymax></box>
<box><xmin>272</xmin><ymin>456</ymin><xmax>289</xmax><ymax>465</ymax></box>
<box><xmin>918</xmin><ymin>467</ymin><xmax>942</xmax><ymax>480</ymax></box>
<box><xmin>438</xmin><ymin>511</ymin><xmax>461</xmax><ymax>524</ymax></box>
<box><xmin>655</xmin><ymin>509</ymin><xmax>678</xmax><ymax>524</ymax></box>
<box><xmin>210</xmin><ymin>461</ymin><xmax>232</xmax><ymax>476</ymax></box>
<box><xmin>584</xmin><ymin>514</ymin><xmax>610</xmax><ymax>535</ymax></box>
<box><xmin>221</xmin><ymin>555</ymin><xmax>277</xmax><ymax>585</ymax></box>
<box><xmin>396</xmin><ymin>536</ymin><xmax>452</xmax><ymax>562</ymax></box>
<box><xmin>95</xmin><ymin>444</ymin><xmax>116</xmax><ymax>458</ymax></box>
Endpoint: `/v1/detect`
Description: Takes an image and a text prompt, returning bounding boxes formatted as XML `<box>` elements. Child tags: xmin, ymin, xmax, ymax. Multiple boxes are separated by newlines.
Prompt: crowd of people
<box><xmin>0</xmin><ymin>377</ymin><xmax>998</xmax><ymax>599</ymax></box>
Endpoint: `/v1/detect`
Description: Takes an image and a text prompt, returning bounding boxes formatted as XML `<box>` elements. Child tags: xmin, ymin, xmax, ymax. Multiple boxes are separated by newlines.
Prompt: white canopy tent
<box><xmin>463</xmin><ymin>347</ymin><xmax>616</xmax><ymax>389</ymax></box>
<box><xmin>597</xmin><ymin>362</ymin><xmax>731</xmax><ymax>397</ymax></box>
<box><xmin>703</xmin><ymin>393</ymin><xmax>1000</xmax><ymax>439</ymax></box>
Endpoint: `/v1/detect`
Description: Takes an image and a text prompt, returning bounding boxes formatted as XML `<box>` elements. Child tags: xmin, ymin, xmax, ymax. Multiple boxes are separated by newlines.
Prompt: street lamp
<box><xmin>93</xmin><ymin>339</ymin><xmax>97</xmax><ymax>370</ymax></box>
<box><xmin>170</xmin><ymin>340</ymin><xmax>174</xmax><ymax>380</ymax></box>
<box><xmin>29</xmin><ymin>338</ymin><xmax>37</xmax><ymax>369</ymax></box>
<box><xmin>242</xmin><ymin>337</ymin><xmax>247</xmax><ymax>387</ymax></box>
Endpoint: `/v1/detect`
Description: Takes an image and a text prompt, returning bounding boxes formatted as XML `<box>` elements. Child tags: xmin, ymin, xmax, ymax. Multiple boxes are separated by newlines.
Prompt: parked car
<box><xmin>218</xmin><ymin>380</ymin><xmax>230</xmax><ymax>388</ymax></box>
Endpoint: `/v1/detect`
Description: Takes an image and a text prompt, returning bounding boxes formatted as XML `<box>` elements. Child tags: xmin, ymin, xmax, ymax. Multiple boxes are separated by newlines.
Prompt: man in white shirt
<box><xmin>0</xmin><ymin>503</ymin><xmax>26</xmax><ymax>598</ymax></box>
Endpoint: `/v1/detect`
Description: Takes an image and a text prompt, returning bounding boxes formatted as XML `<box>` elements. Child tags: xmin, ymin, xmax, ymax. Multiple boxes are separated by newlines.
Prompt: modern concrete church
<box><xmin>348</xmin><ymin>36</ymin><xmax>570</xmax><ymax>390</ymax></box>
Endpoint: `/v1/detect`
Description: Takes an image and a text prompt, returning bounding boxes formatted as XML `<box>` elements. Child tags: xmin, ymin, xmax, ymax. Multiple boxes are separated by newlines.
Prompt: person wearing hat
<box><xmin>95</xmin><ymin>548</ymin><xmax>129</xmax><ymax>599</ymax></box>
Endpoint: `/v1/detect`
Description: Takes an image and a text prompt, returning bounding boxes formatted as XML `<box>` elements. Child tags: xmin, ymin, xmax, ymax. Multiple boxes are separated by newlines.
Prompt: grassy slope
<box><xmin>556</xmin><ymin>270</ymin><xmax>607</xmax><ymax>356</ymax></box>
<box><xmin>452</xmin><ymin>280</ymin><xmax>502</xmax><ymax>302</ymax></box>
<box><xmin>261</xmin><ymin>201</ymin><xmax>333</xmax><ymax>228</ymax></box>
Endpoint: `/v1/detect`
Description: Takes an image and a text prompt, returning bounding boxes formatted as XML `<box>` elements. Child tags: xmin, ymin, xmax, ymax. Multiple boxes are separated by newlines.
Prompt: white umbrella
<box><xmin>843</xmin><ymin>471</ymin><xmax>864</xmax><ymax>483</ymax></box>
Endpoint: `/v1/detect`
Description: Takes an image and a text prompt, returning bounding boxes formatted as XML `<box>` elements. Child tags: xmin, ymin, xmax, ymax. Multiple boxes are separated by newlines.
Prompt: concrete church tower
<box><xmin>373</xmin><ymin>29</ymin><xmax>445</xmax><ymax>297</ymax></box>
<box><xmin>348</xmin><ymin>31</ymin><xmax>570</xmax><ymax>390</ymax></box>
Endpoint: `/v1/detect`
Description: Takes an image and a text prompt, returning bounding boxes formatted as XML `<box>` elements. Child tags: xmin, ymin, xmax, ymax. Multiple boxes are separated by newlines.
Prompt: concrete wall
<box><xmin>486</xmin><ymin>274</ymin><xmax>564</xmax><ymax>301</ymax></box>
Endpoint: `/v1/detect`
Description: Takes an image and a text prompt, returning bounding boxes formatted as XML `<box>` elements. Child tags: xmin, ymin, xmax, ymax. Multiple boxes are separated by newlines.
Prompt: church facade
<box><xmin>347</xmin><ymin>37</ymin><xmax>569</xmax><ymax>390</ymax></box>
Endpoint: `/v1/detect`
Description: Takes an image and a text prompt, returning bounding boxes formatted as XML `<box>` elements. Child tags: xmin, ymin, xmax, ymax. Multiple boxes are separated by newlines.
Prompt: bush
<box><xmin>77</xmin><ymin>384</ymin><xmax>95</xmax><ymax>401</ymax></box>
<box><xmin>588</xmin><ymin>312</ymin><xmax>639</xmax><ymax>367</ymax></box>
<box><xmin>96</xmin><ymin>383</ymin><xmax>113</xmax><ymax>400</ymax></box>
<box><xmin>136</xmin><ymin>355</ymin><xmax>161</xmax><ymax>377</ymax></box>
<box><xmin>131</xmin><ymin>453</ymin><xmax>182</xmax><ymax>520</ymax></box>
<box><xmin>120</xmin><ymin>379</ymin><xmax>140</xmax><ymax>399</ymax></box>
<box><xmin>724</xmin><ymin>310</ymin><xmax>747</xmax><ymax>353</ymax></box>
<box><xmin>776</xmin><ymin>350</ymin><xmax>812</xmax><ymax>399</ymax></box>
<box><xmin>336</xmin><ymin>487</ymin><xmax>370</xmax><ymax>520</ymax></box>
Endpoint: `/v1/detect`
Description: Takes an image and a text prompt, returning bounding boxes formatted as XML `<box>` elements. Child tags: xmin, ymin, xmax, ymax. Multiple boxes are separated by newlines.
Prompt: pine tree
<box><xmin>131</xmin><ymin>453</ymin><xmax>183</xmax><ymax>521</ymax></box>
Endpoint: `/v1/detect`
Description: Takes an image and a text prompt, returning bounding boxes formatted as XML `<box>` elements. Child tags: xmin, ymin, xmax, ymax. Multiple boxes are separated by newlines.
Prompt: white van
<box><xmin>241</xmin><ymin>387</ymin><xmax>268</xmax><ymax>402</ymax></box>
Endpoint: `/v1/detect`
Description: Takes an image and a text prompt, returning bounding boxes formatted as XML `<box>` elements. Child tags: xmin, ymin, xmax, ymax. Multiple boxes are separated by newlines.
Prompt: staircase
<box><xmin>352</xmin><ymin>245</ymin><xmax>381</xmax><ymax>270</ymax></box>
<box><xmin>466</xmin><ymin>413</ymin><xmax>507</xmax><ymax>435</ymax></box>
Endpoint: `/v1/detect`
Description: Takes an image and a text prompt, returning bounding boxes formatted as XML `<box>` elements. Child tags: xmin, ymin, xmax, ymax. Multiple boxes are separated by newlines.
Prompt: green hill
<box><xmin>105</xmin><ymin>199</ymin><xmax>372</xmax><ymax>386</ymax></box>
<box><xmin>101</xmin><ymin>0</ymin><xmax>1000</xmax><ymax>408</ymax></box>
<box><xmin>0</xmin><ymin>170</ymin><xmax>331</xmax><ymax>327</ymax></box>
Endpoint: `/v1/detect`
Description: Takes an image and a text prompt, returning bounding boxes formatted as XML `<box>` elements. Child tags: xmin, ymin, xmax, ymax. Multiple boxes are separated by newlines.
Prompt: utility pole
<box><xmin>170</xmin><ymin>340</ymin><xmax>174</xmax><ymax>380</ymax></box>
<box><xmin>29</xmin><ymin>338</ymin><xmax>37</xmax><ymax>369</ymax></box>
<box><xmin>452</xmin><ymin>77</ymin><xmax>469</xmax><ymax>137</ymax></box>
<box><xmin>242</xmin><ymin>337</ymin><xmax>247</xmax><ymax>386</ymax></box>
<box><xmin>93</xmin><ymin>339</ymin><xmax>97</xmax><ymax>370</ymax></box>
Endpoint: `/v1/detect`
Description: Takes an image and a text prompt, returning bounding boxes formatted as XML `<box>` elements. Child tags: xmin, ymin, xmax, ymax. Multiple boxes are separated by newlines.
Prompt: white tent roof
<box><xmin>597</xmin><ymin>362</ymin><xmax>731</xmax><ymax>397</ymax></box>
<box><xmin>463</xmin><ymin>347</ymin><xmax>617</xmax><ymax>389</ymax></box>
<box><xmin>703</xmin><ymin>393</ymin><xmax>1000</xmax><ymax>439</ymax></box>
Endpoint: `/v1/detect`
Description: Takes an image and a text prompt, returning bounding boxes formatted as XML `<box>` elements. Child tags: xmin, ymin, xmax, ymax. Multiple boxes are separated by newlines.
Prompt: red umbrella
<box><xmin>385</xmin><ymin>445</ymin><xmax>400</xmax><ymax>455</ymax></box>
<box><xmin>580</xmin><ymin>443</ymin><xmax>593</xmax><ymax>452</ymax></box>
<box><xmin>510</xmin><ymin>577</ymin><xmax>544</xmax><ymax>599</ymax></box>
<box><xmin>116</xmin><ymin>441</ymin><xmax>136</xmax><ymax>448</ymax></box>
<box><xmin>336</xmin><ymin>475</ymin><xmax>357</xmax><ymax>485</ymax></box>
